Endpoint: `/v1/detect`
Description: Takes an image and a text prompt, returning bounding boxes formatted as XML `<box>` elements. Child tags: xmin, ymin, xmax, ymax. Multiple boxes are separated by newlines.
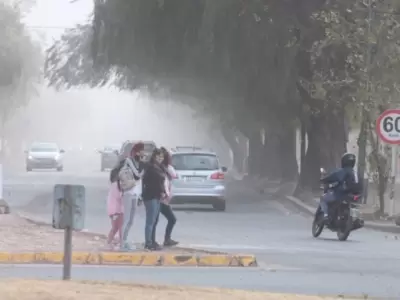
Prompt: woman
<box><xmin>106</xmin><ymin>164</ymin><xmax>124</xmax><ymax>250</ymax></box>
<box><xmin>152</xmin><ymin>147</ymin><xmax>178</xmax><ymax>247</ymax></box>
<box><xmin>118</xmin><ymin>142</ymin><xmax>145</xmax><ymax>250</ymax></box>
<box><xmin>142</xmin><ymin>148</ymin><xmax>165</xmax><ymax>251</ymax></box>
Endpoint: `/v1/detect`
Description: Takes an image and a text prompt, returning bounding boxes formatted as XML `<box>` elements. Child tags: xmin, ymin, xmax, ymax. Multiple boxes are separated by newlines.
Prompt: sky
<box><xmin>24</xmin><ymin>0</ymin><xmax>93</xmax><ymax>45</ymax></box>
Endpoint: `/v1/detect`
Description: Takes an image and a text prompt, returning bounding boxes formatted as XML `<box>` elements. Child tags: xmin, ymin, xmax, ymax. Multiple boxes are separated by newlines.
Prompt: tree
<box><xmin>45</xmin><ymin>24</ymin><xmax>113</xmax><ymax>90</ymax></box>
<box><xmin>0</xmin><ymin>1</ymin><xmax>41</xmax><ymax>157</ymax></box>
<box><xmin>46</xmin><ymin>0</ymin><xmax>373</xmax><ymax>193</ymax></box>
<box><xmin>308</xmin><ymin>0</ymin><xmax>400</xmax><ymax>214</ymax></box>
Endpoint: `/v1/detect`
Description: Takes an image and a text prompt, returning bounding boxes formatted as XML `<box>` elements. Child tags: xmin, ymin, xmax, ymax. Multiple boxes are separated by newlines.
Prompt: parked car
<box><xmin>25</xmin><ymin>142</ymin><xmax>65</xmax><ymax>172</ymax></box>
<box><xmin>117</xmin><ymin>140</ymin><xmax>157</xmax><ymax>162</ymax></box>
<box><xmin>169</xmin><ymin>147</ymin><xmax>227</xmax><ymax>211</ymax></box>
<box><xmin>98</xmin><ymin>145</ymin><xmax>120</xmax><ymax>171</ymax></box>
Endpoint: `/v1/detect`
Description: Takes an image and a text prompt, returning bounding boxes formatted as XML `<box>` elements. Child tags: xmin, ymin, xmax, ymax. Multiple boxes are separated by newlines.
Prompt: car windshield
<box><xmin>104</xmin><ymin>145</ymin><xmax>119</xmax><ymax>152</ymax></box>
<box><xmin>30</xmin><ymin>144</ymin><xmax>58</xmax><ymax>152</ymax></box>
<box><xmin>171</xmin><ymin>153</ymin><xmax>219</xmax><ymax>171</ymax></box>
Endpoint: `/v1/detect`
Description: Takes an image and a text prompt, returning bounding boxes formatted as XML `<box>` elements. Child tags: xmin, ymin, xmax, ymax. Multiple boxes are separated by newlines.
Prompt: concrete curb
<box><xmin>283</xmin><ymin>195</ymin><xmax>400</xmax><ymax>234</ymax></box>
<box><xmin>0</xmin><ymin>252</ymin><xmax>258</xmax><ymax>267</ymax></box>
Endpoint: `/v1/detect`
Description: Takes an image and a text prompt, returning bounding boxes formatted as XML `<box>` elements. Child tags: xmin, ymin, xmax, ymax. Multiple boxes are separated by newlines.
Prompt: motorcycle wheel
<box><xmin>312</xmin><ymin>209</ymin><xmax>324</xmax><ymax>238</ymax></box>
<box><xmin>337</xmin><ymin>214</ymin><xmax>352</xmax><ymax>241</ymax></box>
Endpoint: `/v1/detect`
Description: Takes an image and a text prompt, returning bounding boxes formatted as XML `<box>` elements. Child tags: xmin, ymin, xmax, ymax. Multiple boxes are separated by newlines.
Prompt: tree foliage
<box><xmin>0</xmin><ymin>1</ymin><xmax>41</xmax><ymax>122</ymax></box>
<box><xmin>45</xmin><ymin>0</ymin><xmax>400</xmax><ymax>196</ymax></box>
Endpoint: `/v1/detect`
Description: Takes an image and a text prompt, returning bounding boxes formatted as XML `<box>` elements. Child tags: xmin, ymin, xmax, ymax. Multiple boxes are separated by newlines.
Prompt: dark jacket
<box><xmin>321</xmin><ymin>167</ymin><xmax>359</xmax><ymax>197</ymax></box>
<box><xmin>142</xmin><ymin>163</ymin><xmax>166</xmax><ymax>201</ymax></box>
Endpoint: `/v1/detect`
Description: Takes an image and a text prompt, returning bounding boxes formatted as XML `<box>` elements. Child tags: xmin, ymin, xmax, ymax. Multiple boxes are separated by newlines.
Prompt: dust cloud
<box><xmin>4</xmin><ymin>86</ymin><xmax>231</xmax><ymax>173</ymax></box>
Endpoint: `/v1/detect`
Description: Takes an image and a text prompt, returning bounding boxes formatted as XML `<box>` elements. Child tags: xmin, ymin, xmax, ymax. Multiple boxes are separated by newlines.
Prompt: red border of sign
<box><xmin>376</xmin><ymin>109</ymin><xmax>400</xmax><ymax>144</ymax></box>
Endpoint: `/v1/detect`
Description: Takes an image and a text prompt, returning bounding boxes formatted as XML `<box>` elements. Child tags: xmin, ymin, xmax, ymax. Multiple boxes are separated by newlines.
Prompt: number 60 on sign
<box><xmin>376</xmin><ymin>109</ymin><xmax>400</xmax><ymax>144</ymax></box>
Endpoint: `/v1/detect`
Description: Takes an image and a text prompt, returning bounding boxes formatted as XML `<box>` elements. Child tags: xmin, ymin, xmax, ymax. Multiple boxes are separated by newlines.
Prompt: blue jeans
<box><xmin>320</xmin><ymin>191</ymin><xmax>337</xmax><ymax>215</ymax></box>
<box><xmin>144</xmin><ymin>199</ymin><xmax>161</xmax><ymax>245</ymax></box>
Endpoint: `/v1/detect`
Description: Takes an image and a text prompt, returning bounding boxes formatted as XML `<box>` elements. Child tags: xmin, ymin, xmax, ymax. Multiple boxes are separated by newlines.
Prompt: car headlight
<box><xmin>28</xmin><ymin>155</ymin><xmax>33</xmax><ymax>160</ymax></box>
<box><xmin>54</xmin><ymin>154</ymin><xmax>60</xmax><ymax>160</ymax></box>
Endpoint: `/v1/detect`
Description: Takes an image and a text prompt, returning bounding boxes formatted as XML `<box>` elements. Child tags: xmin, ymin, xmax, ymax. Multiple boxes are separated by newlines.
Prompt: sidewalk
<box><xmin>0</xmin><ymin>214</ymin><xmax>257</xmax><ymax>267</ymax></box>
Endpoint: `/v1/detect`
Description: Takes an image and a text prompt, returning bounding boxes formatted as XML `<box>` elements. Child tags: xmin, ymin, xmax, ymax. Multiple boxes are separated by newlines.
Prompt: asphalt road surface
<box><xmin>4</xmin><ymin>167</ymin><xmax>400</xmax><ymax>298</ymax></box>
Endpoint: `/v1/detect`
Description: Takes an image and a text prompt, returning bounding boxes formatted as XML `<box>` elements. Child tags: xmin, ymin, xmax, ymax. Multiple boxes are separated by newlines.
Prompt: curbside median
<box><xmin>0</xmin><ymin>251</ymin><xmax>257</xmax><ymax>267</ymax></box>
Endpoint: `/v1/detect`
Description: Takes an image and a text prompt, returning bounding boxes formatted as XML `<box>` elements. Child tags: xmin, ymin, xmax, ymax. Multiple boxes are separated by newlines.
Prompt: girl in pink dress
<box><xmin>107</xmin><ymin>169</ymin><xmax>124</xmax><ymax>249</ymax></box>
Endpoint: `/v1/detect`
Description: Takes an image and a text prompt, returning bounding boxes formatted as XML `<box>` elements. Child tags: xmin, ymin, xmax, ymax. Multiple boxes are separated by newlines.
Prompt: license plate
<box><xmin>38</xmin><ymin>158</ymin><xmax>53</xmax><ymax>162</ymax></box>
<box><xmin>184</xmin><ymin>176</ymin><xmax>205</xmax><ymax>182</ymax></box>
<box><xmin>350</xmin><ymin>208</ymin><xmax>360</xmax><ymax>218</ymax></box>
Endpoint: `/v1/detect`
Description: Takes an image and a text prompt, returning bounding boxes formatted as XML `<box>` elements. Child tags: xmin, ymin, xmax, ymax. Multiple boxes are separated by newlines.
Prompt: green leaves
<box><xmin>0</xmin><ymin>2</ymin><xmax>41</xmax><ymax>121</ymax></box>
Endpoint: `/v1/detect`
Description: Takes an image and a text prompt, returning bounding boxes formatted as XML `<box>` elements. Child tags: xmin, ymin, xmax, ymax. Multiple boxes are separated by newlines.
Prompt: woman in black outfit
<box><xmin>152</xmin><ymin>147</ymin><xmax>178</xmax><ymax>247</ymax></box>
<box><xmin>142</xmin><ymin>148</ymin><xmax>165</xmax><ymax>251</ymax></box>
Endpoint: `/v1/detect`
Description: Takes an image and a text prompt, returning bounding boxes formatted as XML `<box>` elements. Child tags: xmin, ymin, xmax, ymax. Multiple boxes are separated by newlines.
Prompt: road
<box><xmin>4</xmin><ymin>167</ymin><xmax>400</xmax><ymax>298</ymax></box>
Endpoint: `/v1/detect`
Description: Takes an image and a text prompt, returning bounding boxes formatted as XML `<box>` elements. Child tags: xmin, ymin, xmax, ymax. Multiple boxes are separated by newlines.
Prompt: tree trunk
<box><xmin>248</xmin><ymin>129</ymin><xmax>263</xmax><ymax>176</ymax></box>
<box><xmin>298</xmin><ymin>107</ymin><xmax>347</xmax><ymax>192</ymax></box>
<box><xmin>357</xmin><ymin>110</ymin><xmax>368</xmax><ymax>185</ymax></box>
<box><xmin>378</xmin><ymin>170</ymin><xmax>386</xmax><ymax>215</ymax></box>
<box><xmin>300</xmin><ymin>117</ymin><xmax>306</xmax><ymax>175</ymax></box>
<box><xmin>260</xmin><ymin>133</ymin><xmax>281</xmax><ymax>179</ymax></box>
<box><xmin>220</xmin><ymin>125</ymin><xmax>247</xmax><ymax>173</ymax></box>
<box><xmin>277</xmin><ymin>125</ymin><xmax>298</xmax><ymax>181</ymax></box>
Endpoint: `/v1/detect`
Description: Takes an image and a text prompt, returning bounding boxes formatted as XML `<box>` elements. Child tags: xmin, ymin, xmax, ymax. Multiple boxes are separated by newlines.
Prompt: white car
<box><xmin>25</xmin><ymin>142</ymin><xmax>65</xmax><ymax>172</ymax></box>
<box><xmin>170</xmin><ymin>147</ymin><xmax>227</xmax><ymax>211</ymax></box>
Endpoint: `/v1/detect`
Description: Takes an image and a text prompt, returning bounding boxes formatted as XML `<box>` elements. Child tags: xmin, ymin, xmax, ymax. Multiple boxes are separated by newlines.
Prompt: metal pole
<box><xmin>390</xmin><ymin>145</ymin><xmax>398</xmax><ymax>216</ymax></box>
<box><xmin>62</xmin><ymin>185</ymin><xmax>73</xmax><ymax>280</ymax></box>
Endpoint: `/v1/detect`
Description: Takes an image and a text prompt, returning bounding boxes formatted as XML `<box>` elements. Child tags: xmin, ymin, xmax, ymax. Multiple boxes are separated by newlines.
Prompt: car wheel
<box><xmin>56</xmin><ymin>166</ymin><xmax>63</xmax><ymax>172</ymax></box>
<box><xmin>213</xmin><ymin>200</ymin><xmax>226</xmax><ymax>212</ymax></box>
<box><xmin>26</xmin><ymin>166</ymin><xmax>32</xmax><ymax>172</ymax></box>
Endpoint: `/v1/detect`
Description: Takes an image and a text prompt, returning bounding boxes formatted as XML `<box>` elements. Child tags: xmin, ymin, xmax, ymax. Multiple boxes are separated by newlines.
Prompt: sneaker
<box><xmin>163</xmin><ymin>239</ymin><xmax>179</xmax><ymax>247</ymax></box>
<box><xmin>120</xmin><ymin>242</ymin><xmax>133</xmax><ymax>252</ymax></box>
<box><xmin>144</xmin><ymin>243</ymin><xmax>157</xmax><ymax>251</ymax></box>
<box><xmin>105</xmin><ymin>242</ymin><xmax>115</xmax><ymax>251</ymax></box>
<box><xmin>152</xmin><ymin>242</ymin><xmax>162</xmax><ymax>251</ymax></box>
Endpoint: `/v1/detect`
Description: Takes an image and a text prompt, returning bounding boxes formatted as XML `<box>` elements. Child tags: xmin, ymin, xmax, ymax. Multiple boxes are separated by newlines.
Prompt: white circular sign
<box><xmin>376</xmin><ymin>109</ymin><xmax>400</xmax><ymax>144</ymax></box>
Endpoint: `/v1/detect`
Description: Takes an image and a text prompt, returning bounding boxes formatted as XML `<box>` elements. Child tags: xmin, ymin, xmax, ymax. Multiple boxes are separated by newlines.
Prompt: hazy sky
<box><xmin>25</xmin><ymin>0</ymin><xmax>92</xmax><ymax>45</ymax></box>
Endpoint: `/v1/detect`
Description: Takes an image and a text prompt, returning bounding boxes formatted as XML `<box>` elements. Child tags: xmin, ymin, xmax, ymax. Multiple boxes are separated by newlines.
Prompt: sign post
<box><xmin>376</xmin><ymin>109</ymin><xmax>400</xmax><ymax>216</ymax></box>
<box><xmin>52</xmin><ymin>184</ymin><xmax>85</xmax><ymax>280</ymax></box>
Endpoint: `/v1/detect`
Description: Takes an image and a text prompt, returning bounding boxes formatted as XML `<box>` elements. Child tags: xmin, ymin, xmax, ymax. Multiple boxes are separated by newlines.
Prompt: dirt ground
<box><xmin>0</xmin><ymin>280</ymin><xmax>358</xmax><ymax>300</ymax></box>
<box><xmin>0</xmin><ymin>214</ymin><xmax>106</xmax><ymax>252</ymax></box>
<box><xmin>0</xmin><ymin>214</ymin><xmax>202</xmax><ymax>253</ymax></box>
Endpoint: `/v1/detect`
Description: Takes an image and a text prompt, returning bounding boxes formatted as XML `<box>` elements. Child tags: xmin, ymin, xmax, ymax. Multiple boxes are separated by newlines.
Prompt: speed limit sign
<box><xmin>376</xmin><ymin>109</ymin><xmax>400</xmax><ymax>144</ymax></box>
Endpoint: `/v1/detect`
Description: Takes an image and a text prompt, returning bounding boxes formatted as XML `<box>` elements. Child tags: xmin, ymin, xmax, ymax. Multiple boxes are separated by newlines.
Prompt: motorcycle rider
<box><xmin>319</xmin><ymin>153</ymin><xmax>359</xmax><ymax>223</ymax></box>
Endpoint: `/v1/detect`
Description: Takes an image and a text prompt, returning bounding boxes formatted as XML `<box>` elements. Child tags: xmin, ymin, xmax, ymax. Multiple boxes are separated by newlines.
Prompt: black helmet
<box><xmin>341</xmin><ymin>153</ymin><xmax>356</xmax><ymax>168</ymax></box>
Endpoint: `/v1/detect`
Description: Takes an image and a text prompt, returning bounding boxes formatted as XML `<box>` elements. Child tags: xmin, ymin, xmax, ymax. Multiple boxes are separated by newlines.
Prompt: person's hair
<box><xmin>160</xmin><ymin>147</ymin><xmax>171</xmax><ymax>166</ymax></box>
<box><xmin>109</xmin><ymin>160</ymin><xmax>124</xmax><ymax>190</ymax></box>
<box><xmin>131</xmin><ymin>142</ymin><xmax>145</xmax><ymax>156</ymax></box>
<box><xmin>149</xmin><ymin>148</ymin><xmax>163</xmax><ymax>164</ymax></box>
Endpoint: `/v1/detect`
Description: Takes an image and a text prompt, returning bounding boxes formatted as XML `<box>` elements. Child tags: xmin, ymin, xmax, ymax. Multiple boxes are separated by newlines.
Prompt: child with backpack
<box><xmin>106</xmin><ymin>161</ymin><xmax>125</xmax><ymax>250</ymax></box>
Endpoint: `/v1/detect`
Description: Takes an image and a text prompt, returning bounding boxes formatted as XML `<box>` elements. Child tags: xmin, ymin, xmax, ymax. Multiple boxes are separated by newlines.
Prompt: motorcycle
<box><xmin>312</xmin><ymin>185</ymin><xmax>364</xmax><ymax>241</ymax></box>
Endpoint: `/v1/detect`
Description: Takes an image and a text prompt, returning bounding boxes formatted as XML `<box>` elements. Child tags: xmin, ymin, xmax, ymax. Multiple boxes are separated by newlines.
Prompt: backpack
<box><xmin>109</xmin><ymin>159</ymin><xmax>126</xmax><ymax>189</ymax></box>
